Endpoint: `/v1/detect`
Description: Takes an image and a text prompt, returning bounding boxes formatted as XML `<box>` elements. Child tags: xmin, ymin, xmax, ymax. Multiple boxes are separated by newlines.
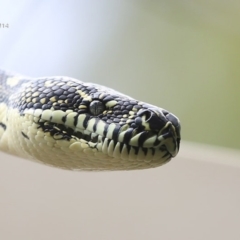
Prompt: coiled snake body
<box><xmin>0</xmin><ymin>69</ymin><xmax>181</xmax><ymax>170</ymax></box>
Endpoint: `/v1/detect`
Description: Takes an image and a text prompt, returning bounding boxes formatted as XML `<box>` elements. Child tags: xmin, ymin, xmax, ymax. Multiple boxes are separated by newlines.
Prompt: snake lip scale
<box><xmin>0</xmin><ymin>69</ymin><xmax>181</xmax><ymax>171</ymax></box>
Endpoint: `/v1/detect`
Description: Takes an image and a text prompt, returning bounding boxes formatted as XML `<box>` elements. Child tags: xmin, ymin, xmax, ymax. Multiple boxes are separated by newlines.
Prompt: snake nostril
<box><xmin>137</xmin><ymin>109</ymin><xmax>153</xmax><ymax>122</ymax></box>
<box><xmin>144</xmin><ymin>110</ymin><xmax>153</xmax><ymax>122</ymax></box>
<box><xmin>137</xmin><ymin>109</ymin><xmax>167</xmax><ymax>130</ymax></box>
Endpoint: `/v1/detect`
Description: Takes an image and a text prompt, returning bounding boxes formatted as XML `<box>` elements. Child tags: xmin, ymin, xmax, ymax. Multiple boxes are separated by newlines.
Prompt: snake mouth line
<box><xmin>37</xmin><ymin>119</ymin><xmax>177</xmax><ymax>161</ymax></box>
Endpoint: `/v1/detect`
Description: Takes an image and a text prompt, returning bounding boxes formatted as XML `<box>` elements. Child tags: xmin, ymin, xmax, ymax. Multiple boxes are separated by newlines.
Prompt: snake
<box><xmin>0</xmin><ymin>69</ymin><xmax>181</xmax><ymax>171</ymax></box>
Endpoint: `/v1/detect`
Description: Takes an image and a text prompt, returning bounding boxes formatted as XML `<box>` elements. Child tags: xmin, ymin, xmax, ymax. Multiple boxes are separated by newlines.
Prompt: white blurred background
<box><xmin>0</xmin><ymin>1</ymin><xmax>240</xmax><ymax>239</ymax></box>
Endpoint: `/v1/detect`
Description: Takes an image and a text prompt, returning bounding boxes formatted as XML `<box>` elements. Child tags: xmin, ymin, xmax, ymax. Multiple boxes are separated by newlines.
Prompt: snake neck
<box><xmin>0</xmin><ymin>69</ymin><xmax>26</xmax><ymax>144</ymax></box>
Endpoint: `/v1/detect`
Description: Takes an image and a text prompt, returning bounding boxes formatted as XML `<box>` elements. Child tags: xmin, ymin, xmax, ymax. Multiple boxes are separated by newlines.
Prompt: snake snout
<box><xmin>164</xmin><ymin>112</ymin><xmax>181</xmax><ymax>136</ymax></box>
<box><xmin>164</xmin><ymin>111</ymin><xmax>181</xmax><ymax>151</ymax></box>
<box><xmin>136</xmin><ymin>108</ymin><xmax>181</xmax><ymax>156</ymax></box>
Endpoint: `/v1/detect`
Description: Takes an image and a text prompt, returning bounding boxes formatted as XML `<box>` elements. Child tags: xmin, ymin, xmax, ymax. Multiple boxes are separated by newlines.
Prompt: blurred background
<box><xmin>1</xmin><ymin>1</ymin><xmax>240</xmax><ymax>240</ymax></box>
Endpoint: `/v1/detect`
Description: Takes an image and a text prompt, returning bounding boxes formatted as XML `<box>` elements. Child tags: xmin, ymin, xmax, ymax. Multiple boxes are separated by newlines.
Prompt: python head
<box><xmin>0</xmin><ymin>73</ymin><xmax>181</xmax><ymax>170</ymax></box>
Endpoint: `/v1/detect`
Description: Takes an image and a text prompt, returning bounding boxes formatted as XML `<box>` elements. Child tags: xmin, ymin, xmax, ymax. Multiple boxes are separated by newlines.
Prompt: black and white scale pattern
<box><xmin>0</xmin><ymin>69</ymin><xmax>181</xmax><ymax>170</ymax></box>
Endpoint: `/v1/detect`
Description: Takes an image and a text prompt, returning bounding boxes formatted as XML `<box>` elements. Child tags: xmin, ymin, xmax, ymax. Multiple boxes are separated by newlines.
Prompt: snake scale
<box><xmin>0</xmin><ymin>69</ymin><xmax>181</xmax><ymax>170</ymax></box>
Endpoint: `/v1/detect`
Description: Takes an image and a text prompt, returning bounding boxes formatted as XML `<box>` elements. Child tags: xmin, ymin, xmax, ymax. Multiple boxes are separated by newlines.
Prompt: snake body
<box><xmin>0</xmin><ymin>69</ymin><xmax>181</xmax><ymax>170</ymax></box>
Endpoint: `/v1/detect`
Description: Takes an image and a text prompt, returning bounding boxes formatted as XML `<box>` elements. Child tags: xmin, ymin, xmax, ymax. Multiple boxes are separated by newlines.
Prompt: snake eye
<box><xmin>89</xmin><ymin>100</ymin><xmax>105</xmax><ymax>116</ymax></box>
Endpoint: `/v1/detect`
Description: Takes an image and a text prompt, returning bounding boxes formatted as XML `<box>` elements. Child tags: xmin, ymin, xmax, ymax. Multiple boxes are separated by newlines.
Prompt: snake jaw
<box><xmin>38</xmin><ymin>110</ymin><xmax>180</xmax><ymax>165</ymax></box>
